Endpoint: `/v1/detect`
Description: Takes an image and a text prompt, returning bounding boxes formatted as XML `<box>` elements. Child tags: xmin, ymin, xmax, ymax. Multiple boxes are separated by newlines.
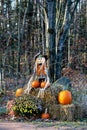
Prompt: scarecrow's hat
<box><xmin>34</xmin><ymin>52</ymin><xmax>48</xmax><ymax>61</ymax></box>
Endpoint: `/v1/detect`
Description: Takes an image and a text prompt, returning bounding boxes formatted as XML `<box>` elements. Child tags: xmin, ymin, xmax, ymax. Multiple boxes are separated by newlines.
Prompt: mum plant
<box><xmin>12</xmin><ymin>94</ymin><xmax>43</xmax><ymax>118</ymax></box>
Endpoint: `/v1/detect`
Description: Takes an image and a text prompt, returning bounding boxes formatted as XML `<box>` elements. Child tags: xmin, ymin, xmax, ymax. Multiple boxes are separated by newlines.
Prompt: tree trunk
<box><xmin>56</xmin><ymin>0</ymin><xmax>80</xmax><ymax>79</ymax></box>
<box><xmin>17</xmin><ymin>0</ymin><xmax>21</xmax><ymax>74</ymax></box>
<box><xmin>47</xmin><ymin>0</ymin><xmax>56</xmax><ymax>82</ymax></box>
<box><xmin>86</xmin><ymin>0</ymin><xmax>87</xmax><ymax>62</ymax></box>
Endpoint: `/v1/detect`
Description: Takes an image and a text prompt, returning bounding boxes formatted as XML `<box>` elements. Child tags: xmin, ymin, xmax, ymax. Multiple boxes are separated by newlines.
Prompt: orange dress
<box><xmin>36</xmin><ymin>64</ymin><xmax>46</xmax><ymax>76</ymax></box>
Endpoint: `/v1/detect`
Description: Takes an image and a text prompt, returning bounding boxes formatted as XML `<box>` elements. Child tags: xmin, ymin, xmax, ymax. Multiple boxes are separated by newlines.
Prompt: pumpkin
<box><xmin>32</xmin><ymin>80</ymin><xmax>40</xmax><ymax>88</ymax></box>
<box><xmin>41</xmin><ymin>113</ymin><xmax>50</xmax><ymax>119</ymax></box>
<box><xmin>41</xmin><ymin>108</ymin><xmax>50</xmax><ymax>119</ymax></box>
<box><xmin>15</xmin><ymin>88</ymin><xmax>24</xmax><ymax>97</ymax></box>
<box><xmin>41</xmin><ymin>81</ymin><xmax>47</xmax><ymax>88</ymax></box>
<box><xmin>41</xmin><ymin>81</ymin><xmax>50</xmax><ymax>88</ymax></box>
<box><xmin>58</xmin><ymin>90</ymin><xmax>72</xmax><ymax>105</ymax></box>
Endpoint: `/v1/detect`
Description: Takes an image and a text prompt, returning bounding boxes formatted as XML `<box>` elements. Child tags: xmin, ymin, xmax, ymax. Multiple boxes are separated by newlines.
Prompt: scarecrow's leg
<box><xmin>37</xmin><ymin>76</ymin><xmax>50</xmax><ymax>98</ymax></box>
<box><xmin>37</xmin><ymin>88</ymin><xmax>45</xmax><ymax>98</ymax></box>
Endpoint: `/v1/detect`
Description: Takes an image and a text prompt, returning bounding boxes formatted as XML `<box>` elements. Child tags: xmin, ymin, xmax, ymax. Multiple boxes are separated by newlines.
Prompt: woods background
<box><xmin>0</xmin><ymin>0</ymin><xmax>87</xmax><ymax>90</ymax></box>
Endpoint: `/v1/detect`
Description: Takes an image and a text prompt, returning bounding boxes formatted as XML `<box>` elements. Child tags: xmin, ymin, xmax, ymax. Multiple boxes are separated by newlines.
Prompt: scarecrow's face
<box><xmin>36</xmin><ymin>57</ymin><xmax>45</xmax><ymax>65</ymax></box>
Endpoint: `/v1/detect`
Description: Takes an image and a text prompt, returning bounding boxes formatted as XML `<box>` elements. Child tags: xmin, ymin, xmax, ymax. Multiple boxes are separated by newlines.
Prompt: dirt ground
<box><xmin>0</xmin><ymin>121</ymin><xmax>87</xmax><ymax>130</ymax></box>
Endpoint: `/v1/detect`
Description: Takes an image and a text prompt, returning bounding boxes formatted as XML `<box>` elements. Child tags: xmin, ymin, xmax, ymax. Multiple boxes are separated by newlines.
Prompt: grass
<box><xmin>31</xmin><ymin>120</ymin><xmax>87</xmax><ymax>129</ymax></box>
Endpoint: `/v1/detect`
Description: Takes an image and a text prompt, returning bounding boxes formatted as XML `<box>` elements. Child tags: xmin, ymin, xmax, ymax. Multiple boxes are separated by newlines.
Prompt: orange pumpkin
<box><xmin>41</xmin><ymin>81</ymin><xmax>50</xmax><ymax>88</ymax></box>
<box><xmin>32</xmin><ymin>80</ymin><xmax>40</xmax><ymax>88</ymax></box>
<box><xmin>41</xmin><ymin>113</ymin><xmax>50</xmax><ymax>119</ymax></box>
<box><xmin>15</xmin><ymin>88</ymin><xmax>24</xmax><ymax>97</ymax></box>
<box><xmin>41</xmin><ymin>108</ymin><xmax>50</xmax><ymax>119</ymax></box>
<box><xmin>41</xmin><ymin>81</ymin><xmax>47</xmax><ymax>88</ymax></box>
<box><xmin>58</xmin><ymin>90</ymin><xmax>72</xmax><ymax>105</ymax></box>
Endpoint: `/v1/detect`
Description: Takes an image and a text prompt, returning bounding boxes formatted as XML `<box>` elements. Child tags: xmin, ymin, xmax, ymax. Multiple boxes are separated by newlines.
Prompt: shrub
<box><xmin>12</xmin><ymin>94</ymin><xmax>43</xmax><ymax>118</ymax></box>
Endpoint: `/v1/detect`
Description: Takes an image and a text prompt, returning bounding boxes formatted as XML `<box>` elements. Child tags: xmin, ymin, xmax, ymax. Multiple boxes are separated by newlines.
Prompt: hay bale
<box><xmin>42</xmin><ymin>88</ymin><xmax>57</xmax><ymax>104</ymax></box>
<box><xmin>45</xmin><ymin>104</ymin><xmax>75</xmax><ymax>121</ymax></box>
<box><xmin>40</xmin><ymin>88</ymin><xmax>57</xmax><ymax>113</ymax></box>
<box><xmin>48</xmin><ymin>104</ymin><xmax>60</xmax><ymax>120</ymax></box>
<box><xmin>59</xmin><ymin>104</ymin><xmax>75</xmax><ymax>121</ymax></box>
<box><xmin>30</xmin><ymin>87</ymin><xmax>56</xmax><ymax>100</ymax></box>
<box><xmin>30</xmin><ymin>88</ymin><xmax>39</xmax><ymax>96</ymax></box>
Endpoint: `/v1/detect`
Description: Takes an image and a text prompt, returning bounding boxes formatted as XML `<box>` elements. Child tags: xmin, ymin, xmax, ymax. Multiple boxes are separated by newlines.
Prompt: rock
<box><xmin>57</xmin><ymin>76</ymin><xmax>71</xmax><ymax>88</ymax></box>
<box><xmin>50</xmin><ymin>76</ymin><xmax>72</xmax><ymax>100</ymax></box>
<box><xmin>74</xmin><ymin>104</ymin><xmax>83</xmax><ymax>120</ymax></box>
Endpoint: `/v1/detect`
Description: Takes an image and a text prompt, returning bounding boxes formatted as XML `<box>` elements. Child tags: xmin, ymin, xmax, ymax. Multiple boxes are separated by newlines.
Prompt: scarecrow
<box><xmin>24</xmin><ymin>52</ymin><xmax>50</xmax><ymax>98</ymax></box>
